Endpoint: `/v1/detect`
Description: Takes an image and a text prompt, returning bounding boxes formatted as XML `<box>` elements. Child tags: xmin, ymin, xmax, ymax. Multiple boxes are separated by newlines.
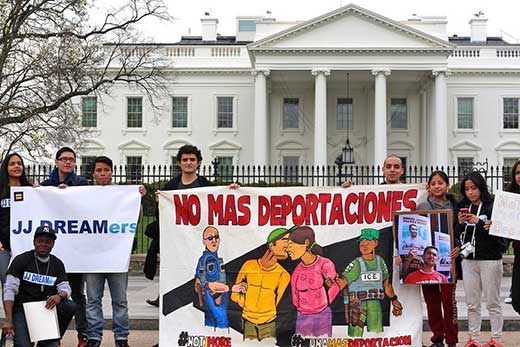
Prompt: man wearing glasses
<box><xmin>195</xmin><ymin>226</ymin><xmax>245</xmax><ymax>329</ymax></box>
<box><xmin>41</xmin><ymin>146</ymin><xmax>89</xmax><ymax>347</ymax></box>
<box><xmin>41</xmin><ymin>147</ymin><xmax>89</xmax><ymax>188</ymax></box>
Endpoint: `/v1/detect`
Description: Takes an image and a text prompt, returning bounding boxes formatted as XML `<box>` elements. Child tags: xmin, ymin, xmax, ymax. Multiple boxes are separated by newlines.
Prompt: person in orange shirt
<box><xmin>231</xmin><ymin>227</ymin><xmax>293</xmax><ymax>341</ymax></box>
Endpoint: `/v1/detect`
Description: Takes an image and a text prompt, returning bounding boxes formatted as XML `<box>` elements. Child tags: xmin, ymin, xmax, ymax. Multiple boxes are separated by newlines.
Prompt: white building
<box><xmin>78</xmin><ymin>4</ymin><xmax>520</xmax><ymax>173</ymax></box>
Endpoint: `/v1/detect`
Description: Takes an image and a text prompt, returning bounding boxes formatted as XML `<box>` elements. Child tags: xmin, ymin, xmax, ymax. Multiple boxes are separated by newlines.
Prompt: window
<box><xmin>127</xmin><ymin>97</ymin><xmax>143</xmax><ymax>128</ymax></box>
<box><xmin>238</xmin><ymin>20</ymin><xmax>256</xmax><ymax>32</ymax></box>
<box><xmin>283</xmin><ymin>156</ymin><xmax>300</xmax><ymax>183</ymax></box>
<box><xmin>80</xmin><ymin>156</ymin><xmax>96</xmax><ymax>179</ymax></box>
<box><xmin>217</xmin><ymin>97</ymin><xmax>234</xmax><ymax>128</ymax></box>
<box><xmin>390</xmin><ymin>98</ymin><xmax>407</xmax><ymax>129</ymax></box>
<box><xmin>283</xmin><ymin>98</ymin><xmax>299</xmax><ymax>129</ymax></box>
<box><xmin>170</xmin><ymin>156</ymin><xmax>181</xmax><ymax>176</ymax></box>
<box><xmin>503</xmin><ymin>97</ymin><xmax>519</xmax><ymax>129</ymax></box>
<box><xmin>503</xmin><ymin>157</ymin><xmax>519</xmax><ymax>189</ymax></box>
<box><xmin>172</xmin><ymin>97</ymin><xmax>188</xmax><ymax>128</ymax></box>
<box><xmin>457</xmin><ymin>157</ymin><xmax>474</xmax><ymax>180</ymax></box>
<box><xmin>336</xmin><ymin>98</ymin><xmax>353</xmax><ymax>130</ymax></box>
<box><xmin>216</xmin><ymin>156</ymin><xmax>233</xmax><ymax>182</ymax></box>
<box><xmin>126</xmin><ymin>156</ymin><xmax>142</xmax><ymax>183</ymax></box>
<box><xmin>81</xmin><ymin>97</ymin><xmax>97</xmax><ymax>128</ymax></box>
<box><xmin>457</xmin><ymin>97</ymin><xmax>474</xmax><ymax>129</ymax></box>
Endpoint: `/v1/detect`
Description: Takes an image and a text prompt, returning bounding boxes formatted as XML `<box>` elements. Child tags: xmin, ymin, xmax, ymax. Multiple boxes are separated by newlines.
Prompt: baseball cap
<box><xmin>358</xmin><ymin>228</ymin><xmax>380</xmax><ymax>241</ymax></box>
<box><xmin>34</xmin><ymin>226</ymin><xmax>57</xmax><ymax>240</ymax></box>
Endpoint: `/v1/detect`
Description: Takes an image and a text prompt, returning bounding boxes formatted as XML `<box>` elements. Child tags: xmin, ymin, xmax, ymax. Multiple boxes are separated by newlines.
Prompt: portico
<box><xmin>249</xmin><ymin>4</ymin><xmax>453</xmax><ymax>167</ymax></box>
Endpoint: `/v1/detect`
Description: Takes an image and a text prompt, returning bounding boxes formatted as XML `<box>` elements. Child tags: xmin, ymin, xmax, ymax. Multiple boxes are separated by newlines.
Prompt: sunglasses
<box><xmin>204</xmin><ymin>235</ymin><xmax>220</xmax><ymax>241</ymax></box>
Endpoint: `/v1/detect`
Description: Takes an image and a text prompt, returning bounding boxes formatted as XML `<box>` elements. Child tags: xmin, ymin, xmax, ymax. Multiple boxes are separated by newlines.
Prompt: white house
<box><xmin>78</xmin><ymin>4</ymin><xmax>520</xmax><ymax>174</ymax></box>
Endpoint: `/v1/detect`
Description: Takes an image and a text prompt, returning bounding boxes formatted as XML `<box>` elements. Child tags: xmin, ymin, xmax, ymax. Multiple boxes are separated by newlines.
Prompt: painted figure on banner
<box><xmin>231</xmin><ymin>227</ymin><xmax>294</xmax><ymax>341</ymax></box>
<box><xmin>287</xmin><ymin>226</ymin><xmax>345</xmax><ymax>337</ymax></box>
<box><xmin>342</xmin><ymin>228</ymin><xmax>403</xmax><ymax>337</ymax></box>
<box><xmin>195</xmin><ymin>226</ymin><xmax>245</xmax><ymax>329</ymax></box>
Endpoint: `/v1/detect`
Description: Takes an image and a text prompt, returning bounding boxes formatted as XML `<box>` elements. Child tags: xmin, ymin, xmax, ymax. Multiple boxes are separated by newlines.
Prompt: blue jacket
<box><xmin>40</xmin><ymin>168</ymin><xmax>89</xmax><ymax>187</ymax></box>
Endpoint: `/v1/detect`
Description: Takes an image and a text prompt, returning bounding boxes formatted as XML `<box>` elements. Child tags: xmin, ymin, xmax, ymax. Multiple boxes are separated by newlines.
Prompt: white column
<box><xmin>420</xmin><ymin>89</ymin><xmax>428</xmax><ymax>166</ymax></box>
<box><xmin>433</xmin><ymin>69</ymin><xmax>450</xmax><ymax>167</ymax></box>
<box><xmin>371</xmin><ymin>69</ymin><xmax>391</xmax><ymax>166</ymax></box>
<box><xmin>312</xmin><ymin>68</ymin><xmax>330</xmax><ymax>168</ymax></box>
<box><xmin>253</xmin><ymin>69</ymin><xmax>270</xmax><ymax>167</ymax></box>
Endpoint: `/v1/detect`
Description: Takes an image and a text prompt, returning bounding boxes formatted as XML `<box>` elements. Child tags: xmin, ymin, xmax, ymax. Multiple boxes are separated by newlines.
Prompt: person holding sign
<box><xmin>2</xmin><ymin>226</ymin><xmax>76</xmax><ymax>347</ymax></box>
<box><xmin>455</xmin><ymin>172</ymin><xmax>503</xmax><ymax>347</ymax></box>
<box><xmin>505</xmin><ymin>160</ymin><xmax>520</xmax><ymax>315</ymax></box>
<box><xmin>0</xmin><ymin>153</ymin><xmax>33</xmax><ymax>292</ymax></box>
<box><xmin>84</xmin><ymin>156</ymin><xmax>146</xmax><ymax>347</ymax></box>
<box><xmin>417</xmin><ymin>171</ymin><xmax>459</xmax><ymax>347</ymax></box>
<box><xmin>40</xmin><ymin>147</ymin><xmax>89</xmax><ymax>347</ymax></box>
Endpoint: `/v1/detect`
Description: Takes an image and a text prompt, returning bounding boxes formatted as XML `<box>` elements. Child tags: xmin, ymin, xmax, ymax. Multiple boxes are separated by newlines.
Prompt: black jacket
<box><xmin>455</xmin><ymin>200</ymin><xmax>504</xmax><ymax>260</ymax></box>
<box><xmin>144</xmin><ymin>174</ymin><xmax>213</xmax><ymax>280</ymax></box>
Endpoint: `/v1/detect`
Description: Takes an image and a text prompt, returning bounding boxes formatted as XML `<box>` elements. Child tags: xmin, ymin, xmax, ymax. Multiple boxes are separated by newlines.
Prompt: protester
<box><xmin>455</xmin><ymin>172</ymin><xmax>504</xmax><ymax>347</ymax></box>
<box><xmin>0</xmin><ymin>153</ymin><xmax>32</xmax><ymax>290</ymax></box>
<box><xmin>145</xmin><ymin>144</ymin><xmax>214</xmax><ymax>309</ymax></box>
<box><xmin>502</xmin><ymin>161</ymin><xmax>520</xmax><ymax>315</ymax></box>
<box><xmin>40</xmin><ymin>147</ymin><xmax>89</xmax><ymax>347</ymax></box>
<box><xmin>84</xmin><ymin>156</ymin><xmax>146</xmax><ymax>347</ymax></box>
<box><xmin>2</xmin><ymin>226</ymin><xmax>77</xmax><ymax>347</ymax></box>
<box><xmin>341</xmin><ymin>154</ymin><xmax>404</xmax><ymax>187</ymax></box>
<box><xmin>417</xmin><ymin>170</ymin><xmax>459</xmax><ymax>347</ymax></box>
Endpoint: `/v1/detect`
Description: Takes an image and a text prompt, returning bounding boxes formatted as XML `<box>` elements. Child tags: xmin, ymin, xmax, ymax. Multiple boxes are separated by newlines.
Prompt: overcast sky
<box><xmin>135</xmin><ymin>0</ymin><xmax>520</xmax><ymax>43</ymax></box>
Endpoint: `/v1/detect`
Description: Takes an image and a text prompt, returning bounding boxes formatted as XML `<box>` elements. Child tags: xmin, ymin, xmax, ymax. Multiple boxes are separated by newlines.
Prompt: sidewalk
<box><xmin>119</xmin><ymin>275</ymin><xmax>520</xmax><ymax>330</ymax></box>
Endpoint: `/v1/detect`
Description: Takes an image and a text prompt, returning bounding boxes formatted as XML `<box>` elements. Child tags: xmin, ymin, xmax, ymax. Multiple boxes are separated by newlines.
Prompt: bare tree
<box><xmin>0</xmin><ymin>0</ymin><xmax>171</xmax><ymax>161</ymax></box>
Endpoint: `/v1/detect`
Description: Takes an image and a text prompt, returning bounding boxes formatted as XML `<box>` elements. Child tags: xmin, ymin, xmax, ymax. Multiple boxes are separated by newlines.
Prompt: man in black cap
<box><xmin>2</xmin><ymin>226</ymin><xmax>77</xmax><ymax>347</ymax></box>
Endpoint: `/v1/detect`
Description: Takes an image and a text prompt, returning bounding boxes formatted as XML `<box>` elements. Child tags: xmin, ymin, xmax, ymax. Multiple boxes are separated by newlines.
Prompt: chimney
<box><xmin>201</xmin><ymin>14</ymin><xmax>218</xmax><ymax>41</ymax></box>
<box><xmin>469</xmin><ymin>11</ymin><xmax>487</xmax><ymax>43</ymax></box>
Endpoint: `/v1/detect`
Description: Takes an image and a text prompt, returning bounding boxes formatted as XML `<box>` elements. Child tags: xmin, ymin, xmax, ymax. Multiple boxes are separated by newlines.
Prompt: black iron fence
<box><xmin>24</xmin><ymin>160</ymin><xmax>514</xmax><ymax>254</ymax></box>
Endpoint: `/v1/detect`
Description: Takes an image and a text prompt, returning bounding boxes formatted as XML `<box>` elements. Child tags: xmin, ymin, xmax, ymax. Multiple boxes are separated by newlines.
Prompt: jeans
<box><xmin>13</xmin><ymin>299</ymin><xmax>77</xmax><ymax>347</ymax></box>
<box><xmin>68</xmin><ymin>273</ymin><xmax>87</xmax><ymax>338</ymax></box>
<box><xmin>85</xmin><ymin>273</ymin><xmax>129</xmax><ymax>341</ymax></box>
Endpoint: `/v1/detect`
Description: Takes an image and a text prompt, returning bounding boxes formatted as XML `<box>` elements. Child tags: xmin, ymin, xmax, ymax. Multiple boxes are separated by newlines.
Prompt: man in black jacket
<box><xmin>145</xmin><ymin>145</ymin><xmax>213</xmax><ymax>307</ymax></box>
<box><xmin>40</xmin><ymin>147</ymin><xmax>89</xmax><ymax>347</ymax></box>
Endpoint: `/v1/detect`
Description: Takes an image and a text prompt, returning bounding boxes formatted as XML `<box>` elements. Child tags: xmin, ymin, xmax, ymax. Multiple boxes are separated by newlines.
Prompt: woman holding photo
<box><xmin>417</xmin><ymin>170</ymin><xmax>459</xmax><ymax>347</ymax></box>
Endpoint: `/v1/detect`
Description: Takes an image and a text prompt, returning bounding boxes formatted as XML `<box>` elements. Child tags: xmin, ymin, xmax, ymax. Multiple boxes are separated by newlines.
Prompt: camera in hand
<box><xmin>460</xmin><ymin>242</ymin><xmax>475</xmax><ymax>259</ymax></box>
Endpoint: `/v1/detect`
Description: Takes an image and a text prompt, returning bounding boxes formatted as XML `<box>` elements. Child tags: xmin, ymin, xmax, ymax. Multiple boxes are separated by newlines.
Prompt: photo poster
<box><xmin>159</xmin><ymin>184</ymin><xmax>428</xmax><ymax>347</ymax></box>
<box><xmin>393</xmin><ymin>210</ymin><xmax>455</xmax><ymax>285</ymax></box>
<box><xmin>489</xmin><ymin>190</ymin><xmax>520</xmax><ymax>241</ymax></box>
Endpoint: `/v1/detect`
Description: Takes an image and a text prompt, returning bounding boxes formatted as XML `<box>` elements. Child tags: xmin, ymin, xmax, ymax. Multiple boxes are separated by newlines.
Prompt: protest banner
<box><xmin>10</xmin><ymin>186</ymin><xmax>141</xmax><ymax>272</ymax></box>
<box><xmin>490</xmin><ymin>190</ymin><xmax>520</xmax><ymax>241</ymax></box>
<box><xmin>159</xmin><ymin>184</ymin><xmax>427</xmax><ymax>347</ymax></box>
<box><xmin>394</xmin><ymin>210</ymin><xmax>455</xmax><ymax>284</ymax></box>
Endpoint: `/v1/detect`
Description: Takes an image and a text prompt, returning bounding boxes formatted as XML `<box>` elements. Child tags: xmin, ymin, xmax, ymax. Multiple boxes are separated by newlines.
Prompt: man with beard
<box><xmin>230</xmin><ymin>227</ymin><xmax>294</xmax><ymax>341</ymax></box>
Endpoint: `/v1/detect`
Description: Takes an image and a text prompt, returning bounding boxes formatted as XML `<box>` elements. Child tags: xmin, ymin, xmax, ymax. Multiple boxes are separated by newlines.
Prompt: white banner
<box><xmin>490</xmin><ymin>190</ymin><xmax>520</xmax><ymax>241</ymax></box>
<box><xmin>10</xmin><ymin>186</ymin><xmax>141</xmax><ymax>272</ymax></box>
<box><xmin>159</xmin><ymin>184</ymin><xmax>427</xmax><ymax>347</ymax></box>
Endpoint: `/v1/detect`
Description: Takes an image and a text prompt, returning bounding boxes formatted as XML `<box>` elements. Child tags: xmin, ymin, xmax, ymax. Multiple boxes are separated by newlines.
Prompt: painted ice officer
<box><xmin>194</xmin><ymin>226</ymin><xmax>245</xmax><ymax>329</ymax></box>
<box><xmin>340</xmin><ymin>228</ymin><xmax>403</xmax><ymax>337</ymax></box>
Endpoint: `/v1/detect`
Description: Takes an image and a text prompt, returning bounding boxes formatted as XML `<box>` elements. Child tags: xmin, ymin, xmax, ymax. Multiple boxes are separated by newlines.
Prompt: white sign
<box><xmin>490</xmin><ymin>190</ymin><xmax>520</xmax><ymax>241</ymax></box>
<box><xmin>10</xmin><ymin>186</ymin><xmax>141</xmax><ymax>272</ymax></box>
<box><xmin>23</xmin><ymin>301</ymin><xmax>60</xmax><ymax>342</ymax></box>
<box><xmin>159</xmin><ymin>184</ymin><xmax>427</xmax><ymax>347</ymax></box>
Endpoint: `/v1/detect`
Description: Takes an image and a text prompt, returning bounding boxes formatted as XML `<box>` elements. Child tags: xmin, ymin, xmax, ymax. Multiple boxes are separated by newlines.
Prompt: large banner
<box><xmin>10</xmin><ymin>186</ymin><xmax>141</xmax><ymax>272</ymax></box>
<box><xmin>159</xmin><ymin>184</ymin><xmax>427</xmax><ymax>347</ymax></box>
